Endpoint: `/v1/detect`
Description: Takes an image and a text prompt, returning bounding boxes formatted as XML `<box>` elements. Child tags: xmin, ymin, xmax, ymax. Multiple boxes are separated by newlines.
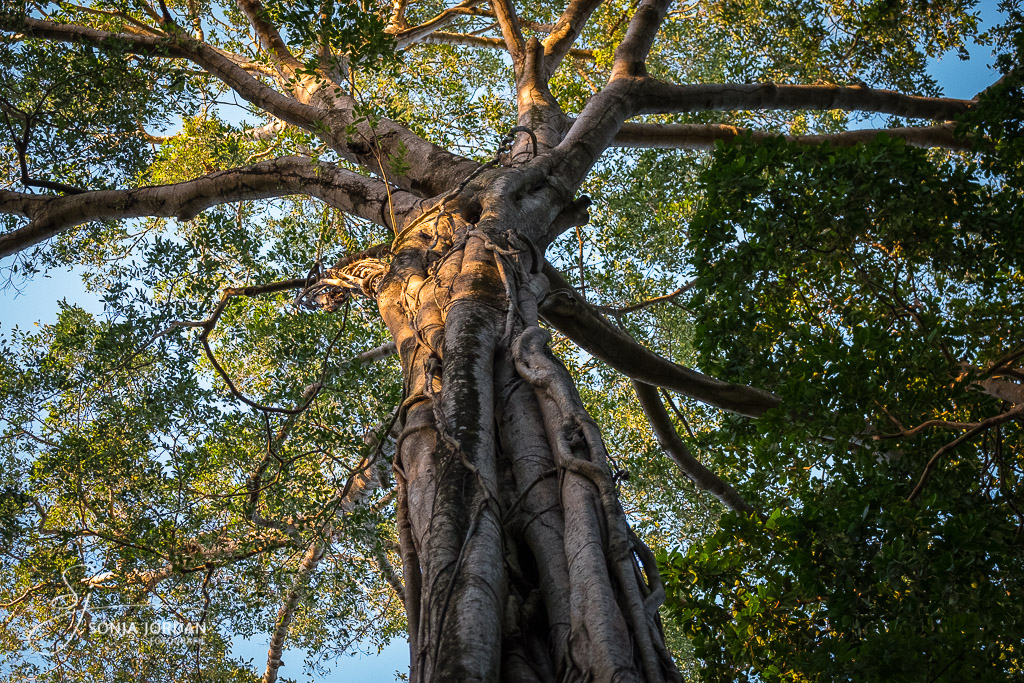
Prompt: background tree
<box><xmin>0</xmin><ymin>0</ymin><xmax>1021</xmax><ymax>681</ymax></box>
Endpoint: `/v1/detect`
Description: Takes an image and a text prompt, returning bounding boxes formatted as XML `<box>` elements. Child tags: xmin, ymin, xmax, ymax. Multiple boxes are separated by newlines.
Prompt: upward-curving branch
<box><xmin>235</xmin><ymin>0</ymin><xmax>304</xmax><ymax>76</ymax></box>
<box><xmin>0</xmin><ymin>157</ymin><xmax>421</xmax><ymax>257</ymax></box>
<box><xmin>542</xmin><ymin>0</ymin><xmax>603</xmax><ymax>78</ymax></box>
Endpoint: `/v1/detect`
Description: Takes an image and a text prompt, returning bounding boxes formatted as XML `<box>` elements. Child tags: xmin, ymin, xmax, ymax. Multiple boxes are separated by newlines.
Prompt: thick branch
<box><xmin>235</xmin><ymin>0</ymin><xmax>304</xmax><ymax>75</ymax></box>
<box><xmin>386</xmin><ymin>0</ymin><xmax>410</xmax><ymax>29</ymax></box>
<box><xmin>0</xmin><ymin>157</ymin><xmax>420</xmax><ymax>257</ymax></box>
<box><xmin>2</xmin><ymin>16</ymin><xmax>480</xmax><ymax>197</ymax></box>
<box><xmin>633</xmin><ymin>381</ymin><xmax>759</xmax><ymax>516</ymax></box>
<box><xmin>610</xmin><ymin>0</ymin><xmax>673</xmax><ymax>80</ymax></box>
<box><xmin>373</xmin><ymin>546</ymin><xmax>406</xmax><ymax>603</ymax></box>
<box><xmin>489</xmin><ymin>0</ymin><xmax>526</xmax><ymax>71</ymax></box>
<box><xmin>249</xmin><ymin>118</ymin><xmax>288</xmax><ymax>141</ymax></box>
<box><xmin>4</xmin><ymin>17</ymin><xmax>323</xmax><ymax>130</ymax></box>
<box><xmin>538</xmin><ymin>263</ymin><xmax>781</xmax><ymax>417</ymax></box>
<box><xmin>263</xmin><ymin>539</ymin><xmax>327</xmax><ymax>683</ymax></box>
<box><xmin>542</xmin><ymin>0</ymin><xmax>603</xmax><ymax>79</ymax></box>
<box><xmin>130</xmin><ymin>532</ymin><xmax>295</xmax><ymax>590</ymax></box>
<box><xmin>390</xmin><ymin>0</ymin><xmax>483</xmax><ymax>48</ymax></box>
<box><xmin>140</xmin><ymin>116</ymin><xmax>287</xmax><ymax>145</ymax></box>
<box><xmin>552</xmin><ymin>77</ymin><xmax>975</xmax><ymax>211</ymax></box>
<box><xmin>611</xmin><ymin>122</ymin><xmax>971</xmax><ymax>151</ymax></box>
<box><xmin>959</xmin><ymin>362</ymin><xmax>1024</xmax><ymax>405</ymax></box>
<box><xmin>633</xmin><ymin>80</ymin><xmax>973</xmax><ymax>121</ymax></box>
<box><xmin>251</xmin><ymin>438</ymin><xmax>389</xmax><ymax>683</ymax></box>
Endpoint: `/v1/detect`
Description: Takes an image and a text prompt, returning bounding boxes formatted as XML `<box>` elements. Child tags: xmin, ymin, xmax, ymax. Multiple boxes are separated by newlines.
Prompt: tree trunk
<box><xmin>372</xmin><ymin>199</ymin><xmax>682</xmax><ymax>683</ymax></box>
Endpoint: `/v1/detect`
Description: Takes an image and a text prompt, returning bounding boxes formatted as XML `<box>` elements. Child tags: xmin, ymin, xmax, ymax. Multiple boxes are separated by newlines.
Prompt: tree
<box><xmin>0</xmin><ymin>0</ymin><xmax>1021</xmax><ymax>681</ymax></box>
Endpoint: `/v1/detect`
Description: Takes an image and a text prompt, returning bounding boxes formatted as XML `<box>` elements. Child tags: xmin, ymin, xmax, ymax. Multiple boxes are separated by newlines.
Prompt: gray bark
<box><xmin>0</xmin><ymin>158</ymin><xmax>421</xmax><ymax>258</ymax></box>
<box><xmin>368</xmin><ymin>190</ymin><xmax>682</xmax><ymax>681</ymax></box>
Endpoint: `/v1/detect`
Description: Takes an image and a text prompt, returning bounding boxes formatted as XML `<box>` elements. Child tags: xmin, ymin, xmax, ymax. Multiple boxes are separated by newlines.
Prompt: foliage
<box><xmin>264</xmin><ymin>0</ymin><xmax>398</xmax><ymax>69</ymax></box>
<box><xmin>656</xmin><ymin>49</ymin><xmax>1024</xmax><ymax>680</ymax></box>
<box><xmin>0</xmin><ymin>38</ymin><xmax>169</xmax><ymax>191</ymax></box>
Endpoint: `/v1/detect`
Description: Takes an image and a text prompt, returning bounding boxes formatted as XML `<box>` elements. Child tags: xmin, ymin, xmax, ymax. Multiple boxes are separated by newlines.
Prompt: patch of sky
<box><xmin>231</xmin><ymin>631</ymin><xmax>410</xmax><ymax>682</ymax></box>
<box><xmin>927</xmin><ymin>0</ymin><xmax>1003</xmax><ymax>99</ymax></box>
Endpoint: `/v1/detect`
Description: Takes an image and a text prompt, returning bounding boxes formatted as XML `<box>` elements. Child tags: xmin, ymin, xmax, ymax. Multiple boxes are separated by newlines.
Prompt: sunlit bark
<box><xmin>368</xmin><ymin>197</ymin><xmax>682</xmax><ymax>681</ymax></box>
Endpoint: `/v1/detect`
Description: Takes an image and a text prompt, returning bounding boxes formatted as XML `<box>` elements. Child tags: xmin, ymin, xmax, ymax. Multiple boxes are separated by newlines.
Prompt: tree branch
<box><xmin>610</xmin><ymin>0</ymin><xmax>673</xmax><ymax>80</ymax></box>
<box><xmin>419</xmin><ymin>30</ymin><xmax>594</xmax><ymax>60</ymax></box>
<box><xmin>353</xmin><ymin>340</ymin><xmax>399</xmax><ymax>364</ymax></box>
<box><xmin>908</xmin><ymin>405</ymin><xmax>1024</xmax><ymax>503</ymax></box>
<box><xmin>633</xmin><ymin>381</ymin><xmax>760</xmax><ymax>516</ymax></box>
<box><xmin>542</xmin><ymin>0</ymin><xmax>676</xmax><ymax>204</ymax></box>
<box><xmin>390</xmin><ymin>0</ymin><xmax>484</xmax><ymax>48</ymax></box>
<box><xmin>128</xmin><ymin>533</ymin><xmax>295</xmax><ymax>591</ymax></box>
<box><xmin>958</xmin><ymin>362</ymin><xmax>1024</xmax><ymax>405</ymax></box>
<box><xmin>0</xmin><ymin>156</ymin><xmax>420</xmax><ymax>257</ymax></box>
<box><xmin>542</xmin><ymin>0</ymin><xmax>603</xmax><ymax>79</ymax></box>
<box><xmin>56</xmin><ymin>0</ymin><xmax>166</xmax><ymax>36</ymax></box>
<box><xmin>551</xmin><ymin>78</ymin><xmax>974</xmax><ymax>209</ymax></box>
<box><xmin>489</xmin><ymin>0</ymin><xmax>526</xmax><ymax>71</ymax></box>
<box><xmin>373</xmin><ymin>546</ymin><xmax>405</xmax><ymax>604</ymax></box>
<box><xmin>260</xmin><ymin>424</ymin><xmax>389</xmax><ymax>683</ymax></box>
<box><xmin>609</xmin><ymin>122</ymin><xmax>971</xmax><ymax>151</ymax></box>
<box><xmin>263</xmin><ymin>539</ymin><xmax>327</xmax><ymax>683</ymax></box>
<box><xmin>593</xmin><ymin>280</ymin><xmax>694</xmax><ymax>315</ymax></box>
<box><xmin>247</xmin><ymin>117</ymin><xmax>289</xmax><ymax>140</ymax></box>
<box><xmin>632</xmin><ymin>80</ymin><xmax>973</xmax><ymax>121</ymax></box>
<box><xmin>538</xmin><ymin>262</ymin><xmax>781</xmax><ymax>417</ymax></box>
<box><xmin>3</xmin><ymin>16</ymin><xmax>324</xmax><ymax>129</ymax></box>
<box><xmin>386</xmin><ymin>0</ymin><xmax>411</xmax><ymax>31</ymax></box>
<box><xmin>2</xmin><ymin>16</ymin><xmax>481</xmax><ymax>197</ymax></box>
<box><xmin>235</xmin><ymin>0</ymin><xmax>305</xmax><ymax>76</ymax></box>
<box><xmin>3</xmin><ymin>95</ymin><xmax>87</xmax><ymax>194</ymax></box>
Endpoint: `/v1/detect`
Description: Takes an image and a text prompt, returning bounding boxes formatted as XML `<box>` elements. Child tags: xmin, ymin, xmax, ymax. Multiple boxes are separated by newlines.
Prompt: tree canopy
<box><xmin>0</xmin><ymin>0</ymin><xmax>1022</xmax><ymax>681</ymax></box>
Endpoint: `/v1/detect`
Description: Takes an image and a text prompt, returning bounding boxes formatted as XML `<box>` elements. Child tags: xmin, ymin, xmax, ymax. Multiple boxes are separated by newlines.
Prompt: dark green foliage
<box><xmin>658</xmin><ymin>89</ymin><xmax>1024</xmax><ymax>680</ymax></box>
<box><xmin>0</xmin><ymin>38</ymin><xmax>171</xmax><ymax>190</ymax></box>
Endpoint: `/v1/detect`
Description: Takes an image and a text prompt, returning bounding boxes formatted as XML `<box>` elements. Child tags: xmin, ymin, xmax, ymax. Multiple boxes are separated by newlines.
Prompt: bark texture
<box><xmin>362</xmin><ymin>189</ymin><xmax>682</xmax><ymax>681</ymax></box>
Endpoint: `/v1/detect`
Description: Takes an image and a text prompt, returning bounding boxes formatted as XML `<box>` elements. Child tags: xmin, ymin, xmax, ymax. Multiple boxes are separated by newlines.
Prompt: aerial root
<box><xmin>512</xmin><ymin>324</ymin><xmax>678</xmax><ymax>683</ymax></box>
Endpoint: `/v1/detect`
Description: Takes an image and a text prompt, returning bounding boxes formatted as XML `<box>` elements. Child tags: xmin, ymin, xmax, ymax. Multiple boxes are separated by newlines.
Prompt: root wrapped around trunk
<box><xmin>374</xmin><ymin>209</ymin><xmax>681</xmax><ymax>683</ymax></box>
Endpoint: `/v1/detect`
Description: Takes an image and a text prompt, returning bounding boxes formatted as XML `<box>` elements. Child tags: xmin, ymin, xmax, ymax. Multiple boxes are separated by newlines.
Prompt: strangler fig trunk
<box><xmin>369</xmin><ymin>197</ymin><xmax>682</xmax><ymax>683</ymax></box>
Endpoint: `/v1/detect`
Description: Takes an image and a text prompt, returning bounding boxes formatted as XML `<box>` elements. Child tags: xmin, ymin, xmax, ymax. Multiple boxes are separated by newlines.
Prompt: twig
<box><xmin>908</xmin><ymin>405</ymin><xmax>1024</xmax><ymax>503</ymax></box>
<box><xmin>659</xmin><ymin>388</ymin><xmax>695</xmax><ymax>440</ymax></box>
<box><xmin>595</xmin><ymin>280</ymin><xmax>695</xmax><ymax>316</ymax></box>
